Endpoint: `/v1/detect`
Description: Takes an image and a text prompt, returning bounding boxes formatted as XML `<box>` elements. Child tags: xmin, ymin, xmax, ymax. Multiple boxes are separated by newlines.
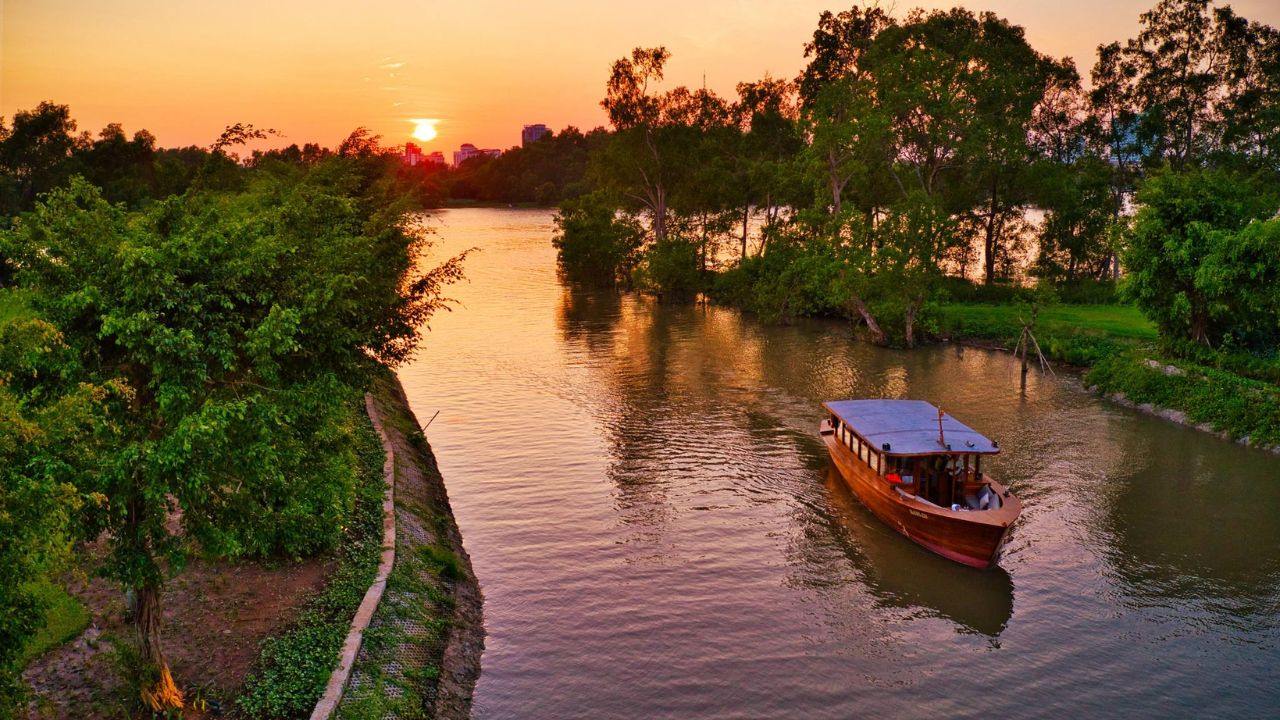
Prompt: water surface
<box><xmin>398</xmin><ymin>208</ymin><xmax>1280</xmax><ymax>719</ymax></box>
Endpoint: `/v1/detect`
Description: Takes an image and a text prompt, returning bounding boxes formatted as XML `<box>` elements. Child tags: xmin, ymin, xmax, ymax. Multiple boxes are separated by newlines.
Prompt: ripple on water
<box><xmin>398</xmin><ymin>208</ymin><xmax>1280</xmax><ymax>720</ymax></box>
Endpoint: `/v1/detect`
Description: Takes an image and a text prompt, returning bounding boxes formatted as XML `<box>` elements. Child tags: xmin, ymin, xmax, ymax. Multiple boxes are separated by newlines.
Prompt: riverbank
<box><xmin>332</xmin><ymin>373</ymin><xmax>484</xmax><ymax>719</ymax></box>
<box><xmin>936</xmin><ymin>302</ymin><xmax>1280</xmax><ymax>452</ymax></box>
<box><xmin>19</xmin><ymin>377</ymin><xmax>483</xmax><ymax>718</ymax></box>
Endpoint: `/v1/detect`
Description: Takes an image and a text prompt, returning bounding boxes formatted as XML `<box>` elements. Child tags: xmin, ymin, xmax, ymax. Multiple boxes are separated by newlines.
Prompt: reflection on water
<box><xmin>817</xmin><ymin>467</ymin><xmax>1015</xmax><ymax>639</ymax></box>
<box><xmin>398</xmin><ymin>209</ymin><xmax>1280</xmax><ymax>720</ymax></box>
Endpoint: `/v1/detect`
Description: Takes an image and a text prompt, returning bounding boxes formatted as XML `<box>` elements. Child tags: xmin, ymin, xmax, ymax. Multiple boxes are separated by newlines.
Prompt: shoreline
<box><xmin>334</xmin><ymin>373</ymin><xmax>484</xmax><ymax>718</ymax></box>
<box><xmin>942</xmin><ymin>334</ymin><xmax>1280</xmax><ymax>454</ymax></box>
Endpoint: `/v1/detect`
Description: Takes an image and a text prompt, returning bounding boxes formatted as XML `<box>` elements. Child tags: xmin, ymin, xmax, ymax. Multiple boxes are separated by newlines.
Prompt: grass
<box><xmin>334</xmin><ymin>382</ymin><xmax>462</xmax><ymax>720</ymax></box>
<box><xmin>935</xmin><ymin>302</ymin><xmax>1157</xmax><ymax>367</ymax></box>
<box><xmin>21</xmin><ymin>578</ymin><xmax>90</xmax><ymax>665</ymax></box>
<box><xmin>939</xmin><ymin>301</ymin><xmax>1279</xmax><ymax>449</ymax></box>
<box><xmin>937</xmin><ymin>302</ymin><xmax>1157</xmax><ymax>343</ymax></box>
<box><xmin>1087</xmin><ymin>348</ymin><xmax>1280</xmax><ymax>448</ymax></box>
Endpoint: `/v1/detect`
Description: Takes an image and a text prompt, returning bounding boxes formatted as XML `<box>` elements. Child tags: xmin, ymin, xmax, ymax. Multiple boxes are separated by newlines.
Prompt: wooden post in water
<box><xmin>1015</xmin><ymin>302</ymin><xmax>1053</xmax><ymax>391</ymax></box>
<box><xmin>1019</xmin><ymin>326</ymin><xmax>1029</xmax><ymax>390</ymax></box>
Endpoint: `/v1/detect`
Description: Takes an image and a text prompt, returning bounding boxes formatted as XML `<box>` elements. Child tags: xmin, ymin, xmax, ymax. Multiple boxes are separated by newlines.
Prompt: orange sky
<box><xmin>5</xmin><ymin>1</ymin><xmax>1280</xmax><ymax>154</ymax></box>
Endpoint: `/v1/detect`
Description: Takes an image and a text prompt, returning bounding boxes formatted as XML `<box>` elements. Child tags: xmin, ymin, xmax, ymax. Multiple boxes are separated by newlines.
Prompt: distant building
<box><xmin>522</xmin><ymin>123</ymin><xmax>551</xmax><ymax>146</ymax></box>
<box><xmin>403</xmin><ymin>143</ymin><xmax>447</xmax><ymax>167</ymax></box>
<box><xmin>453</xmin><ymin>143</ymin><xmax>501</xmax><ymax>167</ymax></box>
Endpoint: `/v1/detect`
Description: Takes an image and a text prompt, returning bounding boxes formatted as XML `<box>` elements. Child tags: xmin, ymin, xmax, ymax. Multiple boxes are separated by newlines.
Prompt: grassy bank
<box><xmin>937</xmin><ymin>302</ymin><xmax>1280</xmax><ymax>450</ymax></box>
<box><xmin>334</xmin><ymin>374</ymin><xmax>484</xmax><ymax>720</ymax></box>
<box><xmin>936</xmin><ymin>302</ymin><xmax>1155</xmax><ymax>365</ymax></box>
<box><xmin>234</xmin><ymin>399</ymin><xmax>388</xmax><ymax>719</ymax></box>
<box><xmin>1087</xmin><ymin>349</ymin><xmax>1280</xmax><ymax>449</ymax></box>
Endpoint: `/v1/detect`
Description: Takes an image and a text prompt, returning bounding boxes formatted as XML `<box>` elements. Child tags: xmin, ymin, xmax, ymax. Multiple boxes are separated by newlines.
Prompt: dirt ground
<box><xmin>23</xmin><ymin>549</ymin><xmax>331</xmax><ymax>719</ymax></box>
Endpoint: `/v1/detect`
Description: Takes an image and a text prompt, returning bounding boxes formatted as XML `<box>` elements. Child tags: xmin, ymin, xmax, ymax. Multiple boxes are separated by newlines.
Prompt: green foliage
<box><xmin>0</xmin><ymin>135</ymin><xmax>466</xmax><ymax>705</ymax></box>
<box><xmin>1159</xmin><ymin>338</ymin><xmax>1280</xmax><ymax>385</ymax></box>
<box><xmin>1122</xmin><ymin>168</ymin><xmax>1279</xmax><ymax>350</ymax></box>
<box><xmin>417</xmin><ymin>545</ymin><xmax>464</xmax><ymax>582</ymax></box>
<box><xmin>447</xmin><ymin>127</ymin><xmax>605</xmax><ymax>204</ymax></box>
<box><xmin>1031</xmin><ymin>157</ymin><xmax>1120</xmax><ymax>282</ymax></box>
<box><xmin>235</xmin><ymin>406</ymin><xmax>386</xmax><ymax>719</ymax></box>
<box><xmin>552</xmin><ymin>193</ymin><xmax>644</xmax><ymax>286</ymax></box>
<box><xmin>1087</xmin><ymin>348</ymin><xmax>1280</xmax><ymax>448</ymax></box>
<box><xmin>20</xmin><ymin>579</ymin><xmax>90</xmax><ymax>666</ymax></box>
<box><xmin>0</xmin><ymin>289</ymin><xmax>30</xmax><ymax>323</ymax></box>
<box><xmin>635</xmin><ymin>238</ymin><xmax>702</xmax><ymax>300</ymax></box>
<box><xmin>712</xmin><ymin>237</ymin><xmax>843</xmax><ymax>323</ymax></box>
<box><xmin>0</xmin><ymin>314</ymin><xmax>103</xmax><ymax>715</ymax></box>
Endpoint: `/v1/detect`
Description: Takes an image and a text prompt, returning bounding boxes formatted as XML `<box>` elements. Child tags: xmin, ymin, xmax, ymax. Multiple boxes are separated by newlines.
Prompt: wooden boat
<box><xmin>820</xmin><ymin>399</ymin><xmax>1021</xmax><ymax>569</ymax></box>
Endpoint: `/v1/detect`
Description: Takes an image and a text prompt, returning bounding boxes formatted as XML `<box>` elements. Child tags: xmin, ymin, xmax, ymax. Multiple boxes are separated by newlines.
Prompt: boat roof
<box><xmin>823</xmin><ymin>399</ymin><xmax>999</xmax><ymax>456</ymax></box>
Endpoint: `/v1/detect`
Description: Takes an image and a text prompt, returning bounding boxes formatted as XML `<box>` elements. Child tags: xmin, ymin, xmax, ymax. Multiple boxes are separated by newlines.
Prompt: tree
<box><xmin>960</xmin><ymin>12</ymin><xmax>1059</xmax><ymax>284</ymax></box>
<box><xmin>75</xmin><ymin>123</ymin><xmax>158</xmax><ymax>208</ymax></box>
<box><xmin>553</xmin><ymin>192</ymin><xmax>644</xmax><ymax>286</ymax></box>
<box><xmin>1</xmin><ymin>152</ymin><xmax>465</xmax><ymax>710</ymax></box>
<box><xmin>797</xmin><ymin>6</ymin><xmax>894</xmax><ymax>217</ymax></box>
<box><xmin>0</xmin><ymin>102</ymin><xmax>80</xmax><ymax>216</ymax></box>
<box><xmin>1032</xmin><ymin>156</ymin><xmax>1119</xmax><ymax>281</ymax></box>
<box><xmin>1123</xmin><ymin>168</ymin><xmax>1276</xmax><ymax>346</ymax></box>
<box><xmin>600</xmin><ymin>47</ymin><xmax>678</xmax><ymax>244</ymax></box>
<box><xmin>731</xmin><ymin>77</ymin><xmax>803</xmax><ymax>258</ymax></box>
<box><xmin>1126</xmin><ymin>0</ymin><xmax>1221</xmax><ymax>169</ymax></box>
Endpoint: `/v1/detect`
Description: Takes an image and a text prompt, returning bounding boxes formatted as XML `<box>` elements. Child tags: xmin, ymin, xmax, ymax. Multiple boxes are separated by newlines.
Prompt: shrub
<box><xmin>552</xmin><ymin>193</ymin><xmax>644</xmax><ymax>287</ymax></box>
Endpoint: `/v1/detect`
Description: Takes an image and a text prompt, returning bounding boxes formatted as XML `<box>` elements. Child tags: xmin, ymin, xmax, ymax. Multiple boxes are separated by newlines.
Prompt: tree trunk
<box><xmin>848</xmin><ymin>295</ymin><xmax>886</xmax><ymax>346</ymax></box>
<box><xmin>654</xmin><ymin>184</ymin><xmax>667</xmax><ymax>244</ymax></box>
<box><xmin>741</xmin><ymin>201</ymin><xmax>750</xmax><ymax>261</ymax></box>
<box><xmin>903</xmin><ymin>293</ymin><xmax>925</xmax><ymax>349</ymax></box>
<box><xmin>983</xmin><ymin>178</ymin><xmax>998</xmax><ymax>285</ymax></box>
<box><xmin>700</xmin><ymin>210</ymin><xmax>709</xmax><ymax>274</ymax></box>
<box><xmin>135</xmin><ymin>582</ymin><xmax>184</xmax><ymax>712</ymax></box>
<box><xmin>828</xmin><ymin>150</ymin><xmax>844</xmax><ymax>216</ymax></box>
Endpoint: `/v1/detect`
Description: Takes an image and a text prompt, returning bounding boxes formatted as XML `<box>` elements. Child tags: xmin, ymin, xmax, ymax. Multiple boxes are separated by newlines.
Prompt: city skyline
<box><xmin>6</xmin><ymin>0</ymin><xmax>1280</xmax><ymax>152</ymax></box>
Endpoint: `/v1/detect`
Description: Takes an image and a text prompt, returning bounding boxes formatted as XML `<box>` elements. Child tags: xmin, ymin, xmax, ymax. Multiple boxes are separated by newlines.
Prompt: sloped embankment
<box><xmin>334</xmin><ymin>374</ymin><xmax>484</xmax><ymax>719</ymax></box>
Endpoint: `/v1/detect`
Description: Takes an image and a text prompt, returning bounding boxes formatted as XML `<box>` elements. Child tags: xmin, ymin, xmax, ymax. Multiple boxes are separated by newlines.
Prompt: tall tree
<box><xmin>600</xmin><ymin>47</ymin><xmax>678</xmax><ymax>244</ymax></box>
<box><xmin>1124</xmin><ymin>0</ymin><xmax>1226</xmax><ymax>168</ymax></box>
<box><xmin>0</xmin><ymin>102</ymin><xmax>80</xmax><ymax>216</ymax></box>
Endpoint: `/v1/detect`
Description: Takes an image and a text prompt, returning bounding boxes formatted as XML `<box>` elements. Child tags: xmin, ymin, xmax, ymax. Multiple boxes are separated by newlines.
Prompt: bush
<box><xmin>552</xmin><ymin>193</ymin><xmax>644</xmax><ymax>287</ymax></box>
<box><xmin>1123</xmin><ymin>168</ymin><xmax>1280</xmax><ymax>350</ymax></box>
<box><xmin>935</xmin><ymin>276</ymin><xmax>1028</xmax><ymax>304</ymax></box>
<box><xmin>635</xmin><ymin>238</ymin><xmax>702</xmax><ymax>301</ymax></box>
<box><xmin>1054</xmin><ymin>278</ymin><xmax>1118</xmax><ymax>305</ymax></box>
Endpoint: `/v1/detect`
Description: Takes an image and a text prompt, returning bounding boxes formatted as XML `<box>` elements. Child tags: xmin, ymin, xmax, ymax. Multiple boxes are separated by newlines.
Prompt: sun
<box><xmin>411</xmin><ymin>118</ymin><xmax>438</xmax><ymax>143</ymax></box>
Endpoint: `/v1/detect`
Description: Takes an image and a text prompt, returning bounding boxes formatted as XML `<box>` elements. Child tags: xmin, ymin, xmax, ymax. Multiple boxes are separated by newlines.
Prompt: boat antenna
<box><xmin>937</xmin><ymin>406</ymin><xmax>946</xmax><ymax>447</ymax></box>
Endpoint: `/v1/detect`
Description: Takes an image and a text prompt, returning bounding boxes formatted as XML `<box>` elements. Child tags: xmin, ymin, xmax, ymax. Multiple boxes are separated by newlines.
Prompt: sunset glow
<box><xmin>4</xmin><ymin>0</ymin><xmax>1278</xmax><ymax>151</ymax></box>
<box><xmin>411</xmin><ymin>119</ymin><xmax>439</xmax><ymax>143</ymax></box>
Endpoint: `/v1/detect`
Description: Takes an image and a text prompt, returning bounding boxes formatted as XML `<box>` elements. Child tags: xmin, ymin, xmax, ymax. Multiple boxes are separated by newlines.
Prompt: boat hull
<box><xmin>821</xmin><ymin>421</ymin><xmax>1020</xmax><ymax>569</ymax></box>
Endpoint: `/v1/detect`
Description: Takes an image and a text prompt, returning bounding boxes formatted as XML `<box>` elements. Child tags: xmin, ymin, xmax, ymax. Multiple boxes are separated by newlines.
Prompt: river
<box><xmin>396</xmin><ymin>208</ymin><xmax>1280</xmax><ymax>719</ymax></box>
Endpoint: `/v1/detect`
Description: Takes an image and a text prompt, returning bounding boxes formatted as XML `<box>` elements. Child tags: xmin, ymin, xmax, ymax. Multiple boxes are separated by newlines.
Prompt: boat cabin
<box><xmin>823</xmin><ymin>399</ymin><xmax>1004</xmax><ymax>511</ymax></box>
